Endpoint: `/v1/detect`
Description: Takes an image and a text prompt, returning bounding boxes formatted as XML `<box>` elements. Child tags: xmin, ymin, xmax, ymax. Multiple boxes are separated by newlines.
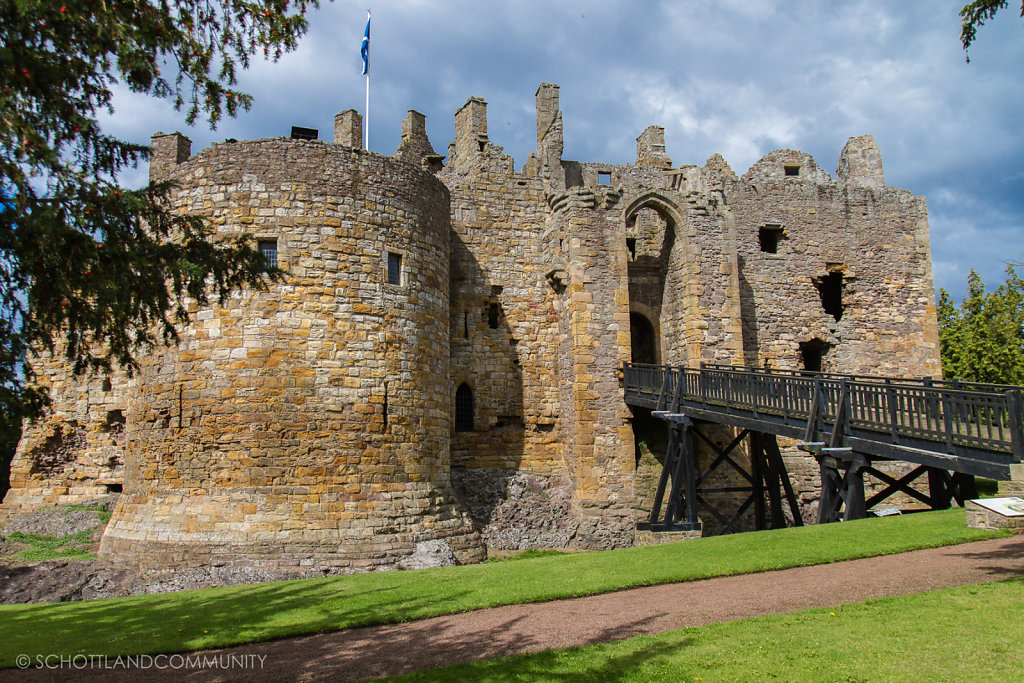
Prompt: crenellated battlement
<box><xmin>4</xmin><ymin>84</ymin><xmax>942</xmax><ymax>567</ymax></box>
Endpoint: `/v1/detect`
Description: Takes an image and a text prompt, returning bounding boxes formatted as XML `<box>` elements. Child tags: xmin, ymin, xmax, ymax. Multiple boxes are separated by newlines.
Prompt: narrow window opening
<box><xmin>258</xmin><ymin>240</ymin><xmax>278</xmax><ymax>269</ymax></box>
<box><xmin>758</xmin><ymin>226</ymin><xmax>784</xmax><ymax>254</ymax></box>
<box><xmin>597</xmin><ymin>172</ymin><xmax>611</xmax><ymax>185</ymax></box>
<box><xmin>814</xmin><ymin>271</ymin><xmax>844</xmax><ymax>321</ymax></box>
<box><xmin>799</xmin><ymin>339</ymin><xmax>831</xmax><ymax>373</ymax></box>
<box><xmin>784</xmin><ymin>165</ymin><xmax>801</xmax><ymax>177</ymax></box>
<box><xmin>487</xmin><ymin>302</ymin><xmax>501</xmax><ymax>329</ymax></box>
<box><xmin>478</xmin><ymin>140</ymin><xmax>487</xmax><ymax>153</ymax></box>
<box><xmin>101</xmin><ymin>377</ymin><xmax>112</xmax><ymax>392</ymax></box>
<box><xmin>626</xmin><ymin>238</ymin><xmax>637</xmax><ymax>260</ymax></box>
<box><xmin>382</xmin><ymin>381</ymin><xmax>388</xmax><ymax>431</ymax></box>
<box><xmin>455</xmin><ymin>383</ymin><xmax>473</xmax><ymax>432</ymax></box>
<box><xmin>387</xmin><ymin>252</ymin><xmax>402</xmax><ymax>286</ymax></box>
<box><xmin>463</xmin><ymin>311</ymin><xmax>469</xmax><ymax>338</ymax></box>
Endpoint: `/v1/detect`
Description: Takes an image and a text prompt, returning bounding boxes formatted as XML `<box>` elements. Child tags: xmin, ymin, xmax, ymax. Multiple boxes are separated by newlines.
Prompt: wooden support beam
<box><xmin>682</xmin><ymin>426</ymin><xmax>700</xmax><ymax>528</ymax></box>
<box><xmin>927</xmin><ymin>467</ymin><xmax>954</xmax><ymax>509</ymax></box>
<box><xmin>864</xmin><ymin>465</ymin><xmax>932</xmax><ymax>509</ymax></box>
<box><xmin>842</xmin><ymin>463</ymin><xmax>867</xmax><ymax>521</ymax></box>
<box><xmin>646</xmin><ymin>421</ymin><xmax>679</xmax><ymax>524</ymax></box>
<box><xmin>751</xmin><ymin>431</ymin><xmax>767</xmax><ymax>531</ymax></box>
<box><xmin>663</xmin><ymin>424</ymin><xmax>691</xmax><ymax>524</ymax></box>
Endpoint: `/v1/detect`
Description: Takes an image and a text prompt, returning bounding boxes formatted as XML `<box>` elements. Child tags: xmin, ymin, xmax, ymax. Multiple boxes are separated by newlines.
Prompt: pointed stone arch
<box><xmin>623</xmin><ymin>192</ymin><xmax>685</xmax><ymax>231</ymax></box>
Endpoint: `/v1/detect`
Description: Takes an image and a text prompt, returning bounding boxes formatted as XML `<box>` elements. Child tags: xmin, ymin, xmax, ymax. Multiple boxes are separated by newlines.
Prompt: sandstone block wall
<box><xmin>96</xmin><ymin>136</ymin><xmax>482</xmax><ymax>570</ymax></box>
<box><xmin>4</xmin><ymin>357</ymin><xmax>129</xmax><ymax>508</ymax></box>
<box><xmin>5</xmin><ymin>83</ymin><xmax>947</xmax><ymax>566</ymax></box>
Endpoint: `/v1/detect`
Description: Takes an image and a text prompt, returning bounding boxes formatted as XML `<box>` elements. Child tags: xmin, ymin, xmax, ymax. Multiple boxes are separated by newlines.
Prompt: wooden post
<box><xmin>843</xmin><ymin>462</ymin><xmax>867</xmax><ymax>521</ymax></box>
<box><xmin>817</xmin><ymin>457</ymin><xmax>839</xmax><ymax>524</ymax></box>
<box><xmin>682</xmin><ymin>425</ymin><xmax>699</xmax><ymax>528</ymax></box>
<box><xmin>1008</xmin><ymin>390</ymin><xmax>1024</xmax><ymax>465</ymax></box>
<box><xmin>761</xmin><ymin>433</ymin><xmax>788</xmax><ymax>528</ymax></box>
<box><xmin>750</xmin><ymin>432</ymin><xmax>766</xmax><ymax>530</ymax></box>
<box><xmin>647</xmin><ymin>424</ymin><xmax>678</xmax><ymax>524</ymax></box>
<box><xmin>664</xmin><ymin>421</ymin><xmax>692</xmax><ymax>524</ymax></box>
<box><xmin>927</xmin><ymin>467</ymin><xmax>953</xmax><ymax>509</ymax></box>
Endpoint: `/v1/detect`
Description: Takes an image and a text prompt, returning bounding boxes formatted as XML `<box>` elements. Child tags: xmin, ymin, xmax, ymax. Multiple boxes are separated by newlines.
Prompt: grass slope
<box><xmin>388</xmin><ymin>578</ymin><xmax>1024</xmax><ymax>682</ymax></box>
<box><xmin>0</xmin><ymin>508</ymin><xmax>1005</xmax><ymax>667</ymax></box>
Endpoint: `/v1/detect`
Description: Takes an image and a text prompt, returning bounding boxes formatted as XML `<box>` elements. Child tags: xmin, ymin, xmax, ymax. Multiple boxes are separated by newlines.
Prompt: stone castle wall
<box><xmin>97</xmin><ymin>136</ymin><xmax>482</xmax><ymax>570</ymax></box>
<box><xmin>4</xmin><ymin>83</ymin><xmax>944</xmax><ymax>567</ymax></box>
<box><xmin>3</xmin><ymin>356</ymin><xmax>129</xmax><ymax>508</ymax></box>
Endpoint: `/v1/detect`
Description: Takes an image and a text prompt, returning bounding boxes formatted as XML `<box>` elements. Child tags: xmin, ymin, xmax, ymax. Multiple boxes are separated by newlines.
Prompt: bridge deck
<box><xmin>623</xmin><ymin>363</ymin><xmax>1024</xmax><ymax>480</ymax></box>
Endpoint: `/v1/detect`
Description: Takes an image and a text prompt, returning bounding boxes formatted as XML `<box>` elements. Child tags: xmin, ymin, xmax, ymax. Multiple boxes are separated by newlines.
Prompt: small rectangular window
<box><xmin>290</xmin><ymin>126</ymin><xmax>318</xmax><ymax>140</ymax></box>
<box><xmin>258</xmin><ymin>240</ymin><xmax>278</xmax><ymax>268</ymax></box>
<box><xmin>387</xmin><ymin>252</ymin><xmax>402</xmax><ymax>286</ymax></box>
<box><xmin>784</xmin><ymin>165</ymin><xmax>801</xmax><ymax>177</ymax></box>
<box><xmin>758</xmin><ymin>226</ymin><xmax>784</xmax><ymax>254</ymax></box>
<box><xmin>598</xmin><ymin>172</ymin><xmax>612</xmax><ymax>185</ymax></box>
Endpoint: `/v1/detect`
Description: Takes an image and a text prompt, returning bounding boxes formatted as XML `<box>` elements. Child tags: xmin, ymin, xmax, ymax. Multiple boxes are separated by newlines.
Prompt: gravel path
<box><xmin>6</xmin><ymin>535</ymin><xmax>1024</xmax><ymax>682</ymax></box>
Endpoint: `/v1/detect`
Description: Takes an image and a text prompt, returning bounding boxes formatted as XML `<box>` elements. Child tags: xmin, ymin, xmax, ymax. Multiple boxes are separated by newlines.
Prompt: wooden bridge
<box><xmin>623</xmin><ymin>363</ymin><xmax>1024</xmax><ymax>532</ymax></box>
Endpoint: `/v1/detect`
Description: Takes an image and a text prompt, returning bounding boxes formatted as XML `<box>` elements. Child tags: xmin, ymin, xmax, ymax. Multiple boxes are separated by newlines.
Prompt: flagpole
<box><xmin>363</xmin><ymin>9</ymin><xmax>371</xmax><ymax>151</ymax></box>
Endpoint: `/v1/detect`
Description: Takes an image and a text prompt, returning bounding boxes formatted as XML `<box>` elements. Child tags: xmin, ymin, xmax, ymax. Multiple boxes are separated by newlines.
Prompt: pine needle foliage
<box><xmin>0</xmin><ymin>0</ymin><xmax>322</xmax><ymax>477</ymax></box>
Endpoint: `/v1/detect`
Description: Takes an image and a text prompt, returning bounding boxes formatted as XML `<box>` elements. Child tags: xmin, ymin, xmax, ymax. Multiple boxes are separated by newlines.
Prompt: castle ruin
<box><xmin>2</xmin><ymin>84</ymin><xmax>941</xmax><ymax>570</ymax></box>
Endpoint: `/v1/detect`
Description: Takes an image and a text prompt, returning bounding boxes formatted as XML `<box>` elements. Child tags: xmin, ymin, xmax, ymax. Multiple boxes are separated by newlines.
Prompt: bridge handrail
<box><xmin>699</xmin><ymin>361</ymin><xmax>1019</xmax><ymax>394</ymax></box>
<box><xmin>623</xmin><ymin>362</ymin><xmax>1024</xmax><ymax>462</ymax></box>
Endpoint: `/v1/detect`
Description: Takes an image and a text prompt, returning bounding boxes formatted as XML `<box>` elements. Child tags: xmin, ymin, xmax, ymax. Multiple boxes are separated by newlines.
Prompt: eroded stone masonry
<box><xmin>2</xmin><ymin>84</ymin><xmax>941</xmax><ymax>569</ymax></box>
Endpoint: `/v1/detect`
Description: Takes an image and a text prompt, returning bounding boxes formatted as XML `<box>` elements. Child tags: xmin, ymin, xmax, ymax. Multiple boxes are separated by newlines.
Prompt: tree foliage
<box><xmin>0</xmin><ymin>0</ymin><xmax>321</xmax><ymax>483</ymax></box>
<box><xmin>960</xmin><ymin>1</ymin><xmax>1024</xmax><ymax>58</ymax></box>
<box><xmin>937</xmin><ymin>268</ymin><xmax>1024</xmax><ymax>385</ymax></box>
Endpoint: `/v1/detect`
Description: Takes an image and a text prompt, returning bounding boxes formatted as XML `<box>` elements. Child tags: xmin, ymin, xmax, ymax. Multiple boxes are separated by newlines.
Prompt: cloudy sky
<box><xmin>103</xmin><ymin>1</ymin><xmax>1024</xmax><ymax>301</ymax></box>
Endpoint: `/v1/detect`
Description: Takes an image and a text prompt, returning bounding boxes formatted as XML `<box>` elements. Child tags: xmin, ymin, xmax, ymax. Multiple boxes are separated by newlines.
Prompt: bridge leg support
<box><xmin>927</xmin><ymin>468</ymin><xmax>979</xmax><ymax>509</ymax></box>
<box><xmin>637</xmin><ymin>417</ymin><xmax>701</xmax><ymax>533</ymax></box>
<box><xmin>816</xmin><ymin>453</ymin><xmax>867</xmax><ymax>524</ymax></box>
<box><xmin>751</xmin><ymin>432</ymin><xmax>803</xmax><ymax>529</ymax></box>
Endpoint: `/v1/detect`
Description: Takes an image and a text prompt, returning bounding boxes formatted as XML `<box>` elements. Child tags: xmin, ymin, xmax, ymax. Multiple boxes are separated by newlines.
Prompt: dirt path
<box><xmin>6</xmin><ymin>535</ymin><xmax>1024</xmax><ymax>682</ymax></box>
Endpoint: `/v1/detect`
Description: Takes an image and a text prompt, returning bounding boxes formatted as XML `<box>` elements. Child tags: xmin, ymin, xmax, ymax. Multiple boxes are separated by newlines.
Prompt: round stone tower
<box><xmin>98</xmin><ymin>135</ymin><xmax>483</xmax><ymax>570</ymax></box>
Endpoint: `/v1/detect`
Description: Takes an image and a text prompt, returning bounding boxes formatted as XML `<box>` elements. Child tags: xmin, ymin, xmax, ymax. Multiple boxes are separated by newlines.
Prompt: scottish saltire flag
<box><xmin>361</xmin><ymin>12</ymin><xmax>371</xmax><ymax>75</ymax></box>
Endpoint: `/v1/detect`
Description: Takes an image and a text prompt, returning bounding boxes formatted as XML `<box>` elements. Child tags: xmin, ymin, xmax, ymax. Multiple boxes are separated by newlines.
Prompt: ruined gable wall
<box><xmin>725</xmin><ymin>148</ymin><xmax>940</xmax><ymax>376</ymax></box>
<box><xmin>99</xmin><ymin>137</ymin><xmax>482</xmax><ymax>570</ymax></box>
<box><xmin>719</xmin><ymin>143</ymin><xmax>941</xmax><ymax>519</ymax></box>
<box><xmin>3</xmin><ymin>358</ymin><xmax>129</xmax><ymax>509</ymax></box>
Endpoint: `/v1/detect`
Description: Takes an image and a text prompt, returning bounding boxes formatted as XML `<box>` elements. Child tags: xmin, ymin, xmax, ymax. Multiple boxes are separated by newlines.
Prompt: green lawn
<box><xmin>387</xmin><ymin>578</ymin><xmax>1024</xmax><ymax>682</ymax></box>
<box><xmin>0</xmin><ymin>508</ymin><xmax>1006</xmax><ymax>668</ymax></box>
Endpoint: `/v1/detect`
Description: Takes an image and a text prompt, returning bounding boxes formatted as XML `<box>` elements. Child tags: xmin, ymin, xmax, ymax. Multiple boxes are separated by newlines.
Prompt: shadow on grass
<box><xmin>390</xmin><ymin>631</ymin><xmax>698</xmax><ymax>683</ymax></box>
<box><xmin>0</xmin><ymin>508</ymin><xmax>1011</xmax><ymax>673</ymax></box>
<box><xmin>195</xmin><ymin>610</ymin><xmax>680</xmax><ymax>682</ymax></box>
<box><xmin>0</xmin><ymin>575</ymin><xmax>477</xmax><ymax>668</ymax></box>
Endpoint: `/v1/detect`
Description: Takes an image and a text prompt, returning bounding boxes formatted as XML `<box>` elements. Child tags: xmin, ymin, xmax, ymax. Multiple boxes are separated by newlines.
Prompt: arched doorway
<box><xmin>455</xmin><ymin>383</ymin><xmax>474</xmax><ymax>431</ymax></box>
<box><xmin>630</xmin><ymin>313</ymin><xmax>658</xmax><ymax>365</ymax></box>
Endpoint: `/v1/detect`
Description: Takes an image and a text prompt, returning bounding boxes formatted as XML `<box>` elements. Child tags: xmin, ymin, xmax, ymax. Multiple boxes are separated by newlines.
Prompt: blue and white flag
<box><xmin>361</xmin><ymin>12</ymin><xmax>371</xmax><ymax>75</ymax></box>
